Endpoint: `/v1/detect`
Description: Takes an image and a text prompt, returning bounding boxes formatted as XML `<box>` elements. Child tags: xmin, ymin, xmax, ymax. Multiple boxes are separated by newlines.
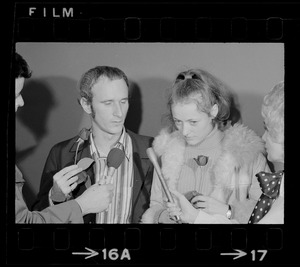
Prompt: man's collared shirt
<box><xmin>90</xmin><ymin>128</ymin><xmax>134</xmax><ymax>224</ymax></box>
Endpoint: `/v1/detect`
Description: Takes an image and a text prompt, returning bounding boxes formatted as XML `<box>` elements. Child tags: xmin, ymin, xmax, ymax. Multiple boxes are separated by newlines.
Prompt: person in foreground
<box><xmin>15</xmin><ymin>52</ymin><xmax>114</xmax><ymax>223</ymax></box>
<box><xmin>32</xmin><ymin>65</ymin><xmax>154</xmax><ymax>224</ymax></box>
<box><xmin>141</xmin><ymin>68</ymin><xmax>269</xmax><ymax>224</ymax></box>
<box><xmin>165</xmin><ymin>81</ymin><xmax>284</xmax><ymax>224</ymax></box>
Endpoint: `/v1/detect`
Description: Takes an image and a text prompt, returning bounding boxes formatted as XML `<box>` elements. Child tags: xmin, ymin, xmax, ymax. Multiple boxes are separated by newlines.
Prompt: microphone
<box><xmin>105</xmin><ymin>147</ymin><xmax>126</xmax><ymax>183</ymax></box>
<box><xmin>146</xmin><ymin>147</ymin><xmax>181</xmax><ymax>222</ymax></box>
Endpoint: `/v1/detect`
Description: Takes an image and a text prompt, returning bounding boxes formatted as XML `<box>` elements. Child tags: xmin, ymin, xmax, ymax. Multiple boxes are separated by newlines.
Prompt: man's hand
<box><xmin>75</xmin><ymin>184</ymin><xmax>114</xmax><ymax>215</ymax></box>
<box><xmin>52</xmin><ymin>165</ymin><xmax>83</xmax><ymax>197</ymax></box>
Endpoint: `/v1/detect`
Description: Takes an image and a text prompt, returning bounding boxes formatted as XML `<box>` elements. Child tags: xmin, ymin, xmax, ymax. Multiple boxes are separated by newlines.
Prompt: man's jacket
<box><xmin>32</xmin><ymin>129</ymin><xmax>154</xmax><ymax>223</ymax></box>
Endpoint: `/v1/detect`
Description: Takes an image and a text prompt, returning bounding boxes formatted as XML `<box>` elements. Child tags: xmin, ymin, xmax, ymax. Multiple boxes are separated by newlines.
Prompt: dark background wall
<box><xmin>16</xmin><ymin>43</ymin><xmax>284</xmax><ymax>208</ymax></box>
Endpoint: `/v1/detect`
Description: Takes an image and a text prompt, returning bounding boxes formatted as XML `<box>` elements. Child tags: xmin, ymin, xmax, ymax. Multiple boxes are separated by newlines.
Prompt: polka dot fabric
<box><xmin>248</xmin><ymin>170</ymin><xmax>284</xmax><ymax>224</ymax></box>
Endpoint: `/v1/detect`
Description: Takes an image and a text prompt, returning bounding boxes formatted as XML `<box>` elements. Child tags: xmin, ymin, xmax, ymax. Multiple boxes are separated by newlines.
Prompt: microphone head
<box><xmin>107</xmin><ymin>147</ymin><xmax>125</xmax><ymax>169</ymax></box>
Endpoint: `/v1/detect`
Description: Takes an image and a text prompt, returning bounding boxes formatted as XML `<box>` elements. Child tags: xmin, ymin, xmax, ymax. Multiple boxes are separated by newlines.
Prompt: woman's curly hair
<box><xmin>261</xmin><ymin>81</ymin><xmax>284</xmax><ymax>143</ymax></box>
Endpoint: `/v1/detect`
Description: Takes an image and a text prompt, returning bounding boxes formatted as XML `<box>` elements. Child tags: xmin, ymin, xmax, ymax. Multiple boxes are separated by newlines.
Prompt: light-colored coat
<box><xmin>142</xmin><ymin>124</ymin><xmax>269</xmax><ymax>223</ymax></box>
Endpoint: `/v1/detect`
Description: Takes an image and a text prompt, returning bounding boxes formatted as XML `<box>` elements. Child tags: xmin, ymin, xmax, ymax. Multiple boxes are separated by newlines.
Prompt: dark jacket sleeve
<box><xmin>128</xmin><ymin>130</ymin><xmax>154</xmax><ymax>223</ymax></box>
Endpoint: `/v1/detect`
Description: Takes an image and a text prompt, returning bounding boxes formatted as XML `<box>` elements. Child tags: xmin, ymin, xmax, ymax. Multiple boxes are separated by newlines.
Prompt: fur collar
<box><xmin>152</xmin><ymin>123</ymin><xmax>265</xmax><ymax>201</ymax></box>
<box><xmin>152</xmin><ymin>129</ymin><xmax>186</xmax><ymax>190</ymax></box>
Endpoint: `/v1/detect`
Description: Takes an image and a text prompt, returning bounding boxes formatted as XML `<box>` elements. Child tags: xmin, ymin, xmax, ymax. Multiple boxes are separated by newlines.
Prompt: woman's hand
<box><xmin>191</xmin><ymin>195</ymin><xmax>229</xmax><ymax>216</ymax></box>
<box><xmin>166</xmin><ymin>190</ymin><xmax>199</xmax><ymax>224</ymax></box>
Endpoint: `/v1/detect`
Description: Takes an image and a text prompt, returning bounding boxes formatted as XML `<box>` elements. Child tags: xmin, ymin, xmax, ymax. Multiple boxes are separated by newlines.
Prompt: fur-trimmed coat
<box><xmin>142</xmin><ymin>124</ymin><xmax>269</xmax><ymax>224</ymax></box>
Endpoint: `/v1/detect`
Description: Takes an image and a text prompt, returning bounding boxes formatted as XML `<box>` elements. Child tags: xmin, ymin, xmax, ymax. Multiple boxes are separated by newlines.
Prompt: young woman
<box><xmin>142</xmin><ymin>69</ymin><xmax>269</xmax><ymax>224</ymax></box>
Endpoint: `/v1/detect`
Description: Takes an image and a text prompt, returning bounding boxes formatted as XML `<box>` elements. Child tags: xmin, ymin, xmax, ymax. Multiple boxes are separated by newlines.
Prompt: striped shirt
<box><xmin>90</xmin><ymin>128</ymin><xmax>134</xmax><ymax>224</ymax></box>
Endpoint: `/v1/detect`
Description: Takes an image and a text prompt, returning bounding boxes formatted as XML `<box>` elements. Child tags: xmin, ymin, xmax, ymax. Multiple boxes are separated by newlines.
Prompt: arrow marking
<box><xmin>72</xmin><ymin>247</ymin><xmax>99</xmax><ymax>259</ymax></box>
<box><xmin>221</xmin><ymin>249</ymin><xmax>247</xmax><ymax>260</ymax></box>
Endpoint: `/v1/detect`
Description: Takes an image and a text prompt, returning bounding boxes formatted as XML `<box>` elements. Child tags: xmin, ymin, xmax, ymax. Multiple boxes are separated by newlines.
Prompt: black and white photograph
<box><xmin>6</xmin><ymin>1</ymin><xmax>299</xmax><ymax>266</ymax></box>
<box><xmin>16</xmin><ymin>42</ymin><xmax>284</xmax><ymax>224</ymax></box>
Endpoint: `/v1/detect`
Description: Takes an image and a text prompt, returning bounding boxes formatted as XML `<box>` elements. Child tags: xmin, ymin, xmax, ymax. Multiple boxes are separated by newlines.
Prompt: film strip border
<box><xmin>8</xmin><ymin>225</ymin><xmax>285</xmax><ymax>265</ymax></box>
<box><xmin>15</xmin><ymin>16</ymin><xmax>300</xmax><ymax>42</ymax></box>
<box><xmin>9</xmin><ymin>3</ymin><xmax>299</xmax><ymax>266</ymax></box>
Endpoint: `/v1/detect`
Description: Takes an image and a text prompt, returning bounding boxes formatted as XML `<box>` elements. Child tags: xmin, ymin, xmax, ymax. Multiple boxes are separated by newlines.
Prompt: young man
<box><xmin>32</xmin><ymin>66</ymin><xmax>154</xmax><ymax>223</ymax></box>
<box><xmin>15</xmin><ymin>53</ymin><xmax>114</xmax><ymax>223</ymax></box>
